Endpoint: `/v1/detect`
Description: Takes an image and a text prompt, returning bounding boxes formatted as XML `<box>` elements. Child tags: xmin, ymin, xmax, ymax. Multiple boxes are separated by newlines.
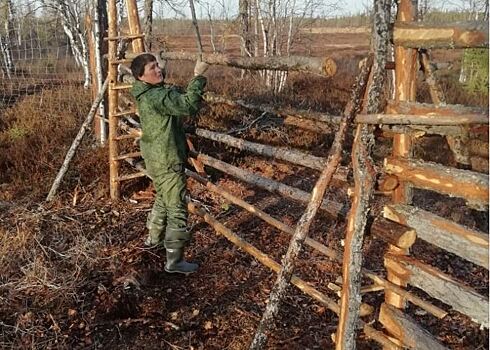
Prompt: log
<box><xmin>108</xmin><ymin>0</ymin><xmax>120</xmax><ymax>199</ymax></box>
<box><xmin>393</xmin><ymin>21</ymin><xmax>489</xmax><ymax>49</ymax></box>
<box><xmin>378</xmin><ymin>174</ymin><xmax>399</xmax><ymax>192</ymax></box>
<box><xmin>385</xmin><ymin>254</ymin><xmax>489</xmax><ymax>328</ymax></box>
<box><xmin>356</xmin><ymin>113</ymin><xmax>488</xmax><ymax>125</ymax></box>
<box><xmin>125</xmin><ymin>0</ymin><xmax>145</xmax><ymax>52</ymax></box>
<box><xmin>380</xmin><ymin>124</ymin><xmax>468</xmax><ymax>137</ymax></box>
<box><xmin>186</xmin><ymin>170</ymin><xmax>340</xmax><ymax>259</ymax></box>
<box><xmin>383</xmin><ymin>204</ymin><xmax>489</xmax><ymax>269</ymax></box>
<box><xmin>156</xmin><ymin>51</ymin><xmax>337</xmax><ymax>77</ymax></box>
<box><xmin>190</xmin><ymin>151</ymin><xmax>344</xmax><ymax>217</ymax></box>
<box><xmin>195</xmin><ymin>128</ymin><xmax>348</xmax><ymax>181</ymax></box>
<box><xmin>46</xmin><ymin>79</ymin><xmax>109</xmax><ymax>202</ymax></box>
<box><xmin>384</xmin><ymin>156</ymin><xmax>489</xmax><ymax>208</ymax></box>
<box><xmin>371</xmin><ymin>217</ymin><xmax>416</xmax><ymax>249</ymax></box>
<box><xmin>386</xmin><ymin>100</ymin><xmax>488</xmax><ymax>118</ymax></box>
<box><xmin>249</xmin><ymin>56</ymin><xmax>373</xmax><ymax>350</ymax></box>
<box><xmin>204</xmin><ymin>92</ymin><xmax>342</xmax><ymax>125</ymax></box>
<box><xmin>336</xmin><ymin>3</ymin><xmax>389</xmax><ymax>345</ymax></box>
<box><xmin>387</xmin><ymin>0</ymin><xmax>418</xmax><ymax>326</ymax></box>
<box><xmin>379</xmin><ymin>303</ymin><xmax>448</xmax><ymax>350</ymax></box>
<box><xmin>188</xmin><ymin>201</ymin><xmax>403</xmax><ymax>350</ymax></box>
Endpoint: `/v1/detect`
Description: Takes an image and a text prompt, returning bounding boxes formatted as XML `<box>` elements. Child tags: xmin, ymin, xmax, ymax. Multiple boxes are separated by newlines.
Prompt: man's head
<box><xmin>130</xmin><ymin>53</ymin><xmax>164</xmax><ymax>85</ymax></box>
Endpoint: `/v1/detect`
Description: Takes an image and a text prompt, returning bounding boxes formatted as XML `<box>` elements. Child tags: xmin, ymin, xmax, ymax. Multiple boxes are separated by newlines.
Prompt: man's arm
<box><xmin>154</xmin><ymin>76</ymin><xmax>207</xmax><ymax>117</ymax></box>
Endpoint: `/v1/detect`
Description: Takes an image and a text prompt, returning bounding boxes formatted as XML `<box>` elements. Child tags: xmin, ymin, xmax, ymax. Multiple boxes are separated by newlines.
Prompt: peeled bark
<box><xmin>154</xmin><ymin>51</ymin><xmax>337</xmax><ymax>77</ymax></box>
<box><xmin>393</xmin><ymin>21</ymin><xmax>489</xmax><ymax>49</ymax></box>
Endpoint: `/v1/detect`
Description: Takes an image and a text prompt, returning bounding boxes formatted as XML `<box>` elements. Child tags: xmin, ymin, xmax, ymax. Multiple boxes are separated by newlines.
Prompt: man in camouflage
<box><xmin>130</xmin><ymin>53</ymin><xmax>209</xmax><ymax>274</ymax></box>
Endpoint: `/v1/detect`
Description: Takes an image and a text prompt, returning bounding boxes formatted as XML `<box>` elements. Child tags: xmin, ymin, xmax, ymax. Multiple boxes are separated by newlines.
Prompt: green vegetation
<box><xmin>461</xmin><ymin>48</ymin><xmax>489</xmax><ymax>95</ymax></box>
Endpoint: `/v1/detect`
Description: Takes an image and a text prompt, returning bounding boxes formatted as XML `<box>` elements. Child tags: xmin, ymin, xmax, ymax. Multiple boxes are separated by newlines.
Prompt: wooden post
<box><xmin>336</xmin><ymin>1</ymin><xmax>391</xmax><ymax>348</ymax></box>
<box><xmin>384</xmin><ymin>0</ymin><xmax>418</xmax><ymax>345</ymax></box>
<box><xmin>108</xmin><ymin>0</ymin><xmax>120</xmax><ymax>199</ymax></box>
<box><xmin>125</xmin><ymin>0</ymin><xmax>145</xmax><ymax>53</ymax></box>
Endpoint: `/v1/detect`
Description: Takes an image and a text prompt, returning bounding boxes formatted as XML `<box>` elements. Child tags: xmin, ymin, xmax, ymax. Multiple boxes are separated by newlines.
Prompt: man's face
<box><xmin>139</xmin><ymin>60</ymin><xmax>163</xmax><ymax>85</ymax></box>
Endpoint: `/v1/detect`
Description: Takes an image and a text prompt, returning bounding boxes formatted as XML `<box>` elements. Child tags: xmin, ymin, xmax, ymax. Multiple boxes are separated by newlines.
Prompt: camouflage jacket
<box><xmin>131</xmin><ymin>76</ymin><xmax>206</xmax><ymax>168</ymax></box>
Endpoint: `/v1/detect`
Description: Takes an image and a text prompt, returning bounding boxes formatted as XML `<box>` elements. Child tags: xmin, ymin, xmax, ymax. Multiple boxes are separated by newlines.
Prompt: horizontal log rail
<box><xmin>371</xmin><ymin>217</ymin><xmax>416</xmax><ymax>249</ymax></box>
<box><xmin>159</xmin><ymin>51</ymin><xmax>338</xmax><ymax>77</ymax></box>
<box><xmin>195</xmin><ymin>128</ymin><xmax>348</xmax><ymax>181</ymax></box>
<box><xmin>384</xmin><ymin>156</ymin><xmax>489</xmax><ymax>208</ymax></box>
<box><xmin>393</xmin><ymin>21</ymin><xmax>489</xmax><ymax>49</ymax></box>
<box><xmin>190</xmin><ymin>150</ymin><xmax>344</xmax><ymax>216</ymax></box>
<box><xmin>188</xmin><ymin>201</ymin><xmax>403</xmax><ymax>350</ymax></box>
<box><xmin>384</xmin><ymin>204</ymin><xmax>489</xmax><ymax>269</ymax></box>
<box><xmin>356</xmin><ymin>113</ymin><xmax>488</xmax><ymax>125</ymax></box>
<box><xmin>386</xmin><ymin>101</ymin><xmax>488</xmax><ymax>118</ymax></box>
<box><xmin>385</xmin><ymin>254</ymin><xmax>489</xmax><ymax>327</ymax></box>
<box><xmin>379</xmin><ymin>304</ymin><xmax>448</xmax><ymax>350</ymax></box>
<box><xmin>204</xmin><ymin>92</ymin><xmax>342</xmax><ymax>125</ymax></box>
<box><xmin>186</xmin><ymin>170</ymin><xmax>447</xmax><ymax>319</ymax></box>
<box><xmin>380</xmin><ymin>124</ymin><xmax>469</xmax><ymax>137</ymax></box>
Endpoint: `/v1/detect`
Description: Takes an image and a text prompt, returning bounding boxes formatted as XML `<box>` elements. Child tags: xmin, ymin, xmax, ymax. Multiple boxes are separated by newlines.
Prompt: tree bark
<box><xmin>386</xmin><ymin>100</ymin><xmax>487</xmax><ymax>117</ymax></box>
<box><xmin>336</xmin><ymin>1</ymin><xmax>391</xmax><ymax>348</ymax></box>
<box><xmin>371</xmin><ymin>217</ymin><xmax>416</xmax><ymax>249</ymax></box>
<box><xmin>143</xmin><ymin>0</ymin><xmax>154</xmax><ymax>51</ymax></box>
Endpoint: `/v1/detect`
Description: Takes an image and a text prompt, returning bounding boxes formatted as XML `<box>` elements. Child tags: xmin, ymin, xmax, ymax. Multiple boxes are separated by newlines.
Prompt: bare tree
<box><xmin>0</xmin><ymin>0</ymin><xmax>15</xmax><ymax>78</ymax></box>
<box><xmin>41</xmin><ymin>0</ymin><xmax>91</xmax><ymax>88</ymax></box>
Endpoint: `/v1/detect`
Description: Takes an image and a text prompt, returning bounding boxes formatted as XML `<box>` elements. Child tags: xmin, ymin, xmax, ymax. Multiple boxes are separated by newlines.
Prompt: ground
<box><xmin>0</xmin><ymin>29</ymin><xmax>489</xmax><ymax>349</ymax></box>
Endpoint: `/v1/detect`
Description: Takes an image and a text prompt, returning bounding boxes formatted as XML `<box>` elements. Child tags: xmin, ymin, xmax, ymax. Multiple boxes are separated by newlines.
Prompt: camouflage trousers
<box><xmin>145</xmin><ymin>162</ymin><xmax>191</xmax><ymax>249</ymax></box>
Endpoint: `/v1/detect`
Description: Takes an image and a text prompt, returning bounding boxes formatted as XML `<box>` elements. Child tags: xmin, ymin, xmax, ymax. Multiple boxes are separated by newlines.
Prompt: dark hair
<box><xmin>130</xmin><ymin>53</ymin><xmax>156</xmax><ymax>79</ymax></box>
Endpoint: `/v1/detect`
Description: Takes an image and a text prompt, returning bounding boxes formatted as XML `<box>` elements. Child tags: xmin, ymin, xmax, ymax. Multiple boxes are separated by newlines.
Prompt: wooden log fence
<box><xmin>101</xmin><ymin>0</ymin><xmax>489</xmax><ymax>348</ymax></box>
<box><xmin>188</xmin><ymin>201</ymin><xmax>404</xmax><ymax>350</ymax></box>
<box><xmin>186</xmin><ymin>170</ymin><xmax>447</xmax><ymax>320</ymax></box>
<box><xmin>189</xmin><ymin>150</ymin><xmax>344</xmax><ymax>217</ymax></box>
<box><xmin>195</xmin><ymin>128</ymin><xmax>348</xmax><ymax>180</ymax></box>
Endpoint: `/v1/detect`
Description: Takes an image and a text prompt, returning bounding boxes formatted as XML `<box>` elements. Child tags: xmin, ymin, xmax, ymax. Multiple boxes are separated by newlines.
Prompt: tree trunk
<box><xmin>143</xmin><ymin>0</ymin><xmax>154</xmax><ymax>51</ymax></box>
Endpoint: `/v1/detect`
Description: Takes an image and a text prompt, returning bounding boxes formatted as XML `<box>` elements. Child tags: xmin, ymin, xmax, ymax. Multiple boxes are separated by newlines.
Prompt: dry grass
<box><xmin>0</xmin><ymin>85</ymin><xmax>109</xmax><ymax>201</ymax></box>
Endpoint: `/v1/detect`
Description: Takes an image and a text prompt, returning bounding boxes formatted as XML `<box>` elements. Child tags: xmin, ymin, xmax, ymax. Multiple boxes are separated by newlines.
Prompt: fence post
<box><xmin>383</xmin><ymin>0</ymin><xmax>419</xmax><ymax>346</ymax></box>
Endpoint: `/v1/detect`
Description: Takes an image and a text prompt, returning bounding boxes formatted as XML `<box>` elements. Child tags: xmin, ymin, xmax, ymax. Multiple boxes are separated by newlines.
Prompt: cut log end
<box><xmin>323</xmin><ymin>57</ymin><xmax>338</xmax><ymax>77</ymax></box>
<box><xmin>372</xmin><ymin>217</ymin><xmax>417</xmax><ymax>249</ymax></box>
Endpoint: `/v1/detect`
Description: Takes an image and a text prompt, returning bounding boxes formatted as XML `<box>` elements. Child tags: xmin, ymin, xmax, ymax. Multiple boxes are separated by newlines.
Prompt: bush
<box><xmin>0</xmin><ymin>85</ymin><xmax>102</xmax><ymax>199</ymax></box>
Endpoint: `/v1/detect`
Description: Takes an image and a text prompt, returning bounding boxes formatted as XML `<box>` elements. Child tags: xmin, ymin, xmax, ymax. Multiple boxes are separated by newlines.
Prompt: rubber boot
<box><xmin>164</xmin><ymin>248</ymin><xmax>198</xmax><ymax>275</ymax></box>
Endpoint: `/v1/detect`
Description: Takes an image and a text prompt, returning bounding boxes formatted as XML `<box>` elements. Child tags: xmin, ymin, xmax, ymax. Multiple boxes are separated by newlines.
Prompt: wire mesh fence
<box><xmin>0</xmin><ymin>0</ymin><xmax>84</xmax><ymax>109</ymax></box>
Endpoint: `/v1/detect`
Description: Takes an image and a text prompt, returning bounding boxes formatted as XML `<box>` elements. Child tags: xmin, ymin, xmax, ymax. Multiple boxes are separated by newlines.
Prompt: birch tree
<box><xmin>0</xmin><ymin>0</ymin><xmax>15</xmax><ymax>78</ymax></box>
<box><xmin>42</xmin><ymin>0</ymin><xmax>91</xmax><ymax>88</ymax></box>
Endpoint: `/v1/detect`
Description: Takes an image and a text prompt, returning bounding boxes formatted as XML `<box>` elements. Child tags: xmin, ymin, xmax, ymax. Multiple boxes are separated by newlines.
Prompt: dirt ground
<box><xmin>1</xmin><ymin>30</ymin><xmax>489</xmax><ymax>349</ymax></box>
